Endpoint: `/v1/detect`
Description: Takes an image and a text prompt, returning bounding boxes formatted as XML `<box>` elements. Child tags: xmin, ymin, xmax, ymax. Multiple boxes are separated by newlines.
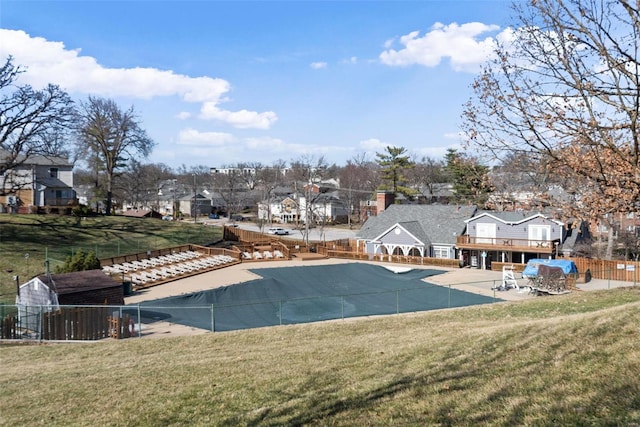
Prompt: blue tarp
<box><xmin>522</xmin><ymin>259</ymin><xmax>578</xmax><ymax>277</ymax></box>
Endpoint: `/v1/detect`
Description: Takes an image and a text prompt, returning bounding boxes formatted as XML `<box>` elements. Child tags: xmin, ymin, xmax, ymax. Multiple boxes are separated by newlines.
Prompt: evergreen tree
<box><xmin>444</xmin><ymin>148</ymin><xmax>492</xmax><ymax>205</ymax></box>
<box><xmin>375</xmin><ymin>146</ymin><xmax>415</xmax><ymax>198</ymax></box>
<box><xmin>56</xmin><ymin>249</ymin><xmax>101</xmax><ymax>273</ymax></box>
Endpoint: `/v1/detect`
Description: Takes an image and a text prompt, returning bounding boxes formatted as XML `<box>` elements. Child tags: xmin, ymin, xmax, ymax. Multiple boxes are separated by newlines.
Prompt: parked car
<box><xmin>162</xmin><ymin>215</ymin><xmax>174</xmax><ymax>221</ymax></box>
<box><xmin>208</xmin><ymin>213</ymin><xmax>220</xmax><ymax>219</ymax></box>
<box><xmin>267</xmin><ymin>227</ymin><xmax>289</xmax><ymax>235</ymax></box>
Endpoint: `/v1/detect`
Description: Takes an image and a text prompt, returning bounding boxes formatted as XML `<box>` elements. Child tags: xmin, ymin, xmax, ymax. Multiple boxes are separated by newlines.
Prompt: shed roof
<box><xmin>37</xmin><ymin>270</ymin><xmax>121</xmax><ymax>295</ymax></box>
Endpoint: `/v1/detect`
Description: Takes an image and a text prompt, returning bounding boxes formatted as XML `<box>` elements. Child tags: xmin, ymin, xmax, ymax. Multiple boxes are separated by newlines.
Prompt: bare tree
<box><xmin>211</xmin><ymin>166</ymin><xmax>249</xmax><ymax>221</ymax></box>
<box><xmin>462</xmin><ymin>0</ymin><xmax>640</xmax><ymax>259</ymax></box>
<box><xmin>290</xmin><ymin>155</ymin><xmax>328</xmax><ymax>244</ymax></box>
<box><xmin>256</xmin><ymin>159</ymin><xmax>287</xmax><ymax>228</ymax></box>
<box><xmin>339</xmin><ymin>153</ymin><xmax>380</xmax><ymax>228</ymax></box>
<box><xmin>406</xmin><ymin>155</ymin><xmax>448</xmax><ymax>204</ymax></box>
<box><xmin>0</xmin><ymin>56</ymin><xmax>76</xmax><ymax>194</ymax></box>
<box><xmin>77</xmin><ymin>97</ymin><xmax>155</xmax><ymax>215</ymax></box>
<box><xmin>115</xmin><ymin>161</ymin><xmax>174</xmax><ymax>210</ymax></box>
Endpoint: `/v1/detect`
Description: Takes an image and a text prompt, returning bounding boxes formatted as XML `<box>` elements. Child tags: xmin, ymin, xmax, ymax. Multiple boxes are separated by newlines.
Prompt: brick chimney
<box><xmin>376</xmin><ymin>191</ymin><xmax>395</xmax><ymax>214</ymax></box>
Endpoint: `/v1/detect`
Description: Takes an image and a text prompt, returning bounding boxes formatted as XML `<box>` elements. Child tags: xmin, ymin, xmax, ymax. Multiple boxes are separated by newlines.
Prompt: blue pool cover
<box><xmin>131</xmin><ymin>263</ymin><xmax>500</xmax><ymax>332</ymax></box>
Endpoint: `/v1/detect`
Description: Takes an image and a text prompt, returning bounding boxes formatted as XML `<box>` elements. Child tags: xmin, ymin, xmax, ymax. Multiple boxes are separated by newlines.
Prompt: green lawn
<box><xmin>0</xmin><ymin>214</ymin><xmax>222</xmax><ymax>303</ymax></box>
<box><xmin>2</xmin><ymin>287</ymin><xmax>640</xmax><ymax>425</ymax></box>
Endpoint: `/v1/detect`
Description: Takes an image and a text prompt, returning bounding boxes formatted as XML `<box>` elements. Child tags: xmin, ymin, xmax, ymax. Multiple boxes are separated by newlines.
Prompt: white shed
<box><xmin>15</xmin><ymin>277</ymin><xmax>60</xmax><ymax>334</ymax></box>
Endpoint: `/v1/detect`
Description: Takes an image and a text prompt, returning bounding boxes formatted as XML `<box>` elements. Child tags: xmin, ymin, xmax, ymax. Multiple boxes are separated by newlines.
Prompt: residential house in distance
<box><xmin>258</xmin><ymin>195</ymin><xmax>299</xmax><ymax>223</ymax></box>
<box><xmin>1</xmin><ymin>154</ymin><xmax>76</xmax><ymax>214</ymax></box>
<box><xmin>258</xmin><ymin>193</ymin><xmax>349</xmax><ymax>225</ymax></box>
<box><xmin>356</xmin><ymin>203</ymin><xmax>478</xmax><ymax>260</ymax></box>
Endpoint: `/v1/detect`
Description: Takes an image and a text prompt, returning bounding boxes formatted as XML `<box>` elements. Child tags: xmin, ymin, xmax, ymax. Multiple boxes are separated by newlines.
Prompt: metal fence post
<box><xmin>137</xmin><ymin>305</ymin><xmax>142</xmax><ymax>338</ymax></box>
<box><xmin>211</xmin><ymin>304</ymin><xmax>216</xmax><ymax>332</ymax></box>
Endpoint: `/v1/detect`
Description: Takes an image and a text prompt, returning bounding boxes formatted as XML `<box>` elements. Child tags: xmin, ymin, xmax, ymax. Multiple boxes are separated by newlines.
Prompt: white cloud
<box><xmin>0</xmin><ymin>29</ymin><xmax>277</xmax><ymax>129</ymax></box>
<box><xmin>443</xmin><ymin>132</ymin><xmax>464</xmax><ymax>140</ymax></box>
<box><xmin>177</xmin><ymin>128</ymin><xmax>235</xmax><ymax>146</ymax></box>
<box><xmin>199</xmin><ymin>103</ymin><xmax>278</xmax><ymax>129</ymax></box>
<box><xmin>341</xmin><ymin>56</ymin><xmax>358</xmax><ymax>65</ymax></box>
<box><xmin>379</xmin><ymin>22</ymin><xmax>506</xmax><ymax>73</ymax></box>
<box><xmin>310</xmin><ymin>61</ymin><xmax>327</xmax><ymax>69</ymax></box>
<box><xmin>414</xmin><ymin>145</ymin><xmax>459</xmax><ymax>160</ymax></box>
<box><xmin>359</xmin><ymin>138</ymin><xmax>393</xmax><ymax>153</ymax></box>
<box><xmin>176</xmin><ymin>111</ymin><xmax>191</xmax><ymax>120</ymax></box>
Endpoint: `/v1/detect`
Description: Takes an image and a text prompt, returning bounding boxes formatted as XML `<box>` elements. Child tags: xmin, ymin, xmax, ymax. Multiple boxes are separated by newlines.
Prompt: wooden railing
<box><xmin>456</xmin><ymin>235</ymin><xmax>559</xmax><ymax>253</ymax></box>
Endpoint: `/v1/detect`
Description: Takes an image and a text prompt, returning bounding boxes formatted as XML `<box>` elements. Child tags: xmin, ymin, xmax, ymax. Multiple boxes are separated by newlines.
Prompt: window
<box><xmin>49</xmin><ymin>168</ymin><xmax>58</xmax><ymax>178</ymax></box>
<box><xmin>432</xmin><ymin>246</ymin><xmax>449</xmax><ymax>259</ymax></box>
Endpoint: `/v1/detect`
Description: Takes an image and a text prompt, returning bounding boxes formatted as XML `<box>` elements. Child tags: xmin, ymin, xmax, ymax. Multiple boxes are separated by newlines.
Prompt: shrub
<box><xmin>56</xmin><ymin>249</ymin><xmax>101</xmax><ymax>273</ymax></box>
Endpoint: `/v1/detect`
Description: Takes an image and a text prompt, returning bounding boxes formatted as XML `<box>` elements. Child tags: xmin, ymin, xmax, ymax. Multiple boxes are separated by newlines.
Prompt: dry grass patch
<box><xmin>2</xmin><ymin>288</ymin><xmax>640</xmax><ymax>425</ymax></box>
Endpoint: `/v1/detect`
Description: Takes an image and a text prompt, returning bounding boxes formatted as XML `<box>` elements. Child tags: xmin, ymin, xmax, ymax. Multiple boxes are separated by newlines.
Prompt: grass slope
<box><xmin>0</xmin><ymin>215</ymin><xmax>222</xmax><ymax>302</ymax></box>
<box><xmin>2</xmin><ymin>288</ymin><xmax>640</xmax><ymax>425</ymax></box>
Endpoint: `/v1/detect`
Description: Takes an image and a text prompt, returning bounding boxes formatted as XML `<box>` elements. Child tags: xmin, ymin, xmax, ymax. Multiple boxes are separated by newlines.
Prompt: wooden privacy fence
<box><xmin>0</xmin><ymin>314</ymin><xmax>18</xmax><ymax>339</ymax></box>
<box><xmin>42</xmin><ymin>306</ymin><xmax>111</xmax><ymax>340</ymax></box>
<box><xmin>324</xmin><ymin>249</ymin><xmax>461</xmax><ymax>268</ymax></box>
<box><xmin>108</xmin><ymin>313</ymin><xmax>136</xmax><ymax>339</ymax></box>
<box><xmin>568</xmin><ymin>257</ymin><xmax>640</xmax><ymax>283</ymax></box>
<box><xmin>494</xmin><ymin>258</ymin><xmax>640</xmax><ymax>283</ymax></box>
<box><xmin>0</xmin><ymin>306</ymin><xmax>136</xmax><ymax>340</ymax></box>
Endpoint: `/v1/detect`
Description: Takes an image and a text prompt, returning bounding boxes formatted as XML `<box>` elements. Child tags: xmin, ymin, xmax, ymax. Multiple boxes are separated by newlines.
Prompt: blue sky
<box><xmin>0</xmin><ymin>0</ymin><xmax>516</xmax><ymax>169</ymax></box>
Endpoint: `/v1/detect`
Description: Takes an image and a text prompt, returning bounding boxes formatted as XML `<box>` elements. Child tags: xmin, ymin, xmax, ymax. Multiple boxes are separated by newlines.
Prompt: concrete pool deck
<box><xmin>123</xmin><ymin>258</ymin><xmax>637</xmax><ymax>337</ymax></box>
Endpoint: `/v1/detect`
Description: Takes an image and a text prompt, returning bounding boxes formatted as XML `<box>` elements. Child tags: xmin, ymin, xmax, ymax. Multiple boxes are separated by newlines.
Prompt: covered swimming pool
<box><xmin>132</xmin><ymin>263</ymin><xmax>501</xmax><ymax>332</ymax></box>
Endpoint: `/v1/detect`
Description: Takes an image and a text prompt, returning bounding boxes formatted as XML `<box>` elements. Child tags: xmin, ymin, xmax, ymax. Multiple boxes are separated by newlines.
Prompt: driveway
<box><xmin>205</xmin><ymin>218</ymin><xmax>358</xmax><ymax>242</ymax></box>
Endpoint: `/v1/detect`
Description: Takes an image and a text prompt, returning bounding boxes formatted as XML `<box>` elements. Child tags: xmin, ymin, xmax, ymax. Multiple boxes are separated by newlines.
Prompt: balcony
<box><xmin>45</xmin><ymin>198</ymin><xmax>78</xmax><ymax>207</ymax></box>
<box><xmin>456</xmin><ymin>235</ymin><xmax>559</xmax><ymax>253</ymax></box>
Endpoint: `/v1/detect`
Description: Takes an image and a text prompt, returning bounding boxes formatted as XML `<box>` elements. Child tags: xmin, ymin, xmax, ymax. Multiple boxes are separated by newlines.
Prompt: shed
<box><xmin>16</xmin><ymin>277</ymin><xmax>60</xmax><ymax>307</ymax></box>
<box><xmin>15</xmin><ymin>277</ymin><xmax>60</xmax><ymax>333</ymax></box>
<box><xmin>35</xmin><ymin>270</ymin><xmax>125</xmax><ymax>305</ymax></box>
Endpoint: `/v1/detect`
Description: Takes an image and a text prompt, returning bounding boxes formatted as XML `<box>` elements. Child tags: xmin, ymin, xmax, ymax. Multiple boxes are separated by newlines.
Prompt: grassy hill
<box><xmin>0</xmin><ymin>214</ymin><xmax>222</xmax><ymax>303</ymax></box>
<box><xmin>2</xmin><ymin>287</ymin><xmax>640</xmax><ymax>425</ymax></box>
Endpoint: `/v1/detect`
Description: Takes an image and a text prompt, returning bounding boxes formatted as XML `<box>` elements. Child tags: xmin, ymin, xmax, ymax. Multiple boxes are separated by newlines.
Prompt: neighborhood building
<box><xmin>357</xmin><ymin>204</ymin><xmax>478</xmax><ymax>260</ymax></box>
<box><xmin>456</xmin><ymin>211</ymin><xmax>566</xmax><ymax>269</ymax></box>
<box><xmin>1</xmin><ymin>154</ymin><xmax>76</xmax><ymax>213</ymax></box>
<box><xmin>258</xmin><ymin>193</ymin><xmax>348</xmax><ymax>225</ymax></box>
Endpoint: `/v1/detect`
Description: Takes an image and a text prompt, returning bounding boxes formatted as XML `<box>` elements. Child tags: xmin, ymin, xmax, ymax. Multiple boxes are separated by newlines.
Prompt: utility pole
<box><xmin>193</xmin><ymin>173</ymin><xmax>197</xmax><ymax>223</ymax></box>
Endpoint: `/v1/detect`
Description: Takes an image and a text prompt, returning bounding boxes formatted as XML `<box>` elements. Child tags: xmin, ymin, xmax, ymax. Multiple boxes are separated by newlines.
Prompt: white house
<box><xmin>258</xmin><ymin>193</ymin><xmax>348</xmax><ymax>224</ymax></box>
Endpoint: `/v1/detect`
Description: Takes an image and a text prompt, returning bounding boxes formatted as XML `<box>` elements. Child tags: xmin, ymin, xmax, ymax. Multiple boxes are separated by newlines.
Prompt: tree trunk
<box><xmin>605</xmin><ymin>226</ymin><xmax>615</xmax><ymax>261</ymax></box>
<box><xmin>106</xmin><ymin>190</ymin><xmax>113</xmax><ymax>216</ymax></box>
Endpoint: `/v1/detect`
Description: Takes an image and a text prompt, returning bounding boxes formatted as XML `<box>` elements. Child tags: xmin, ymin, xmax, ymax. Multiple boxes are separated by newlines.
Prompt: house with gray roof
<box><xmin>1</xmin><ymin>153</ymin><xmax>76</xmax><ymax>213</ymax></box>
<box><xmin>457</xmin><ymin>210</ymin><xmax>566</xmax><ymax>268</ymax></box>
<box><xmin>357</xmin><ymin>204</ymin><xmax>478</xmax><ymax>259</ymax></box>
